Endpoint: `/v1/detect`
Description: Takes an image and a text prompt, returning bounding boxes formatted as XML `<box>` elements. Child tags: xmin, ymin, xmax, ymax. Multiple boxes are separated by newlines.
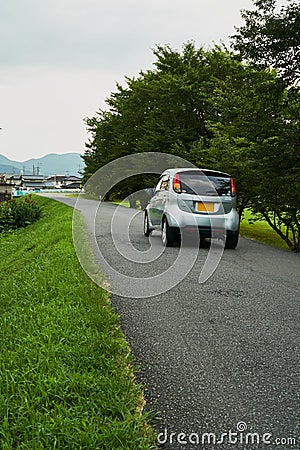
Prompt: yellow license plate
<box><xmin>197</xmin><ymin>202</ymin><xmax>214</xmax><ymax>212</ymax></box>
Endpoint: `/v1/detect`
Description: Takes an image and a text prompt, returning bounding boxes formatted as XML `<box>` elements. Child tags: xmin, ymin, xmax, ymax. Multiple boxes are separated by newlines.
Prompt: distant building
<box><xmin>61</xmin><ymin>175</ymin><xmax>82</xmax><ymax>189</ymax></box>
<box><xmin>45</xmin><ymin>175</ymin><xmax>67</xmax><ymax>188</ymax></box>
<box><xmin>0</xmin><ymin>173</ymin><xmax>83</xmax><ymax>193</ymax></box>
<box><xmin>6</xmin><ymin>174</ymin><xmax>22</xmax><ymax>187</ymax></box>
<box><xmin>21</xmin><ymin>175</ymin><xmax>53</xmax><ymax>190</ymax></box>
<box><xmin>46</xmin><ymin>175</ymin><xmax>82</xmax><ymax>189</ymax></box>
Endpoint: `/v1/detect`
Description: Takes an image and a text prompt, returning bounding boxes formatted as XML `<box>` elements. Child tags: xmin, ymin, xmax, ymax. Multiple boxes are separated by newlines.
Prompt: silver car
<box><xmin>144</xmin><ymin>168</ymin><xmax>240</xmax><ymax>249</ymax></box>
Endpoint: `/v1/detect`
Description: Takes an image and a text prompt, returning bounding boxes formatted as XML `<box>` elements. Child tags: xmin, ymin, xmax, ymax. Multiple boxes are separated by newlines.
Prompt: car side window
<box><xmin>155</xmin><ymin>175</ymin><xmax>169</xmax><ymax>192</ymax></box>
<box><xmin>160</xmin><ymin>176</ymin><xmax>170</xmax><ymax>191</ymax></box>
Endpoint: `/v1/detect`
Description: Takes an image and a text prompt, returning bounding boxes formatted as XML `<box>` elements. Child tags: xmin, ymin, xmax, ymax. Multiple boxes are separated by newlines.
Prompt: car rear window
<box><xmin>178</xmin><ymin>171</ymin><xmax>231</xmax><ymax>196</ymax></box>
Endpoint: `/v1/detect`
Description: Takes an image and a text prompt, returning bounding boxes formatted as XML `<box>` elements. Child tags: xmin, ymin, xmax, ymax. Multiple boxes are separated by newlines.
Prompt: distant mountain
<box><xmin>0</xmin><ymin>153</ymin><xmax>84</xmax><ymax>177</ymax></box>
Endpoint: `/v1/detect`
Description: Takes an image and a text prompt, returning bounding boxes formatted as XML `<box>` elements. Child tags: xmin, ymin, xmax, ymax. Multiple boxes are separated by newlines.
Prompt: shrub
<box><xmin>0</xmin><ymin>194</ymin><xmax>41</xmax><ymax>232</ymax></box>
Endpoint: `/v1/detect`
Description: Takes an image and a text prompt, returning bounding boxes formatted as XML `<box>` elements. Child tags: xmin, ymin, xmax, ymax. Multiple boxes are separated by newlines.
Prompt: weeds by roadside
<box><xmin>0</xmin><ymin>194</ymin><xmax>41</xmax><ymax>232</ymax></box>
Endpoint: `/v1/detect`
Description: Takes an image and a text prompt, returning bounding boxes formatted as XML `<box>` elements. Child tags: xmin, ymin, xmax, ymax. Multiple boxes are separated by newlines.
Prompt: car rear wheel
<box><xmin>144</xmin><ymin>212</ymin><xmax>151</xmax><ymax>237</ymax></box>
<box><xmin>162</xmin><ymin>217</ymin><xmax>177</xmax><ymax>247</ymax></box>
<box><xmin>225</xmin><ymin>231</ymin><xmax>239</xmax><ymax>249</ymax></box>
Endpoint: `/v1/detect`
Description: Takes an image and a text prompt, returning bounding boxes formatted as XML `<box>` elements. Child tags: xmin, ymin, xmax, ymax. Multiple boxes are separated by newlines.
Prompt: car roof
<box><xmin>161</xmin><ymin>168</ymin><xmax>231</xmax><ymax>177</ymax></box>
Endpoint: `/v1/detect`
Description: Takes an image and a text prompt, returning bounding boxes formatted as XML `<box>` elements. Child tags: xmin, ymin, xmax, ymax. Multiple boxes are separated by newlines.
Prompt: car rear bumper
<box><xmin>166</xmin><ymin>208</ymin><xmax>240</xmax><ymax>233</ymax></box>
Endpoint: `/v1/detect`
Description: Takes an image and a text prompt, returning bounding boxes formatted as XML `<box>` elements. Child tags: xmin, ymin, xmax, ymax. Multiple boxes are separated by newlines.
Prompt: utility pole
<box><xmin>36</xmin><ymin>163</ymin><xmax>42</xmax><ymax>176</ymax></box>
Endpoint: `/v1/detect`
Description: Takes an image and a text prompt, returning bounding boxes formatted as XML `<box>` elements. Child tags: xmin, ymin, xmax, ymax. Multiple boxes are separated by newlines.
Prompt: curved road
<box><xmin>43</xmin><ymin>194</ymin><xmax>300</xmax><ymax>449</ymax></box>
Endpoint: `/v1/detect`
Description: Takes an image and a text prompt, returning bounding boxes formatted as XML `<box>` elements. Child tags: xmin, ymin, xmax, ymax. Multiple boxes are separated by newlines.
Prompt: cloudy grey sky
<box><xmin>0</xmin><ymin>0</ymin><xmax>254</xmax><ymax>162</ymax></box>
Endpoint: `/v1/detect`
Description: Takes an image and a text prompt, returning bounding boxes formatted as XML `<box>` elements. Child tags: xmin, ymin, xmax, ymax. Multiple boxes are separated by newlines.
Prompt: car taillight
<box><xmin>230</xmin><ymin>177</ymin><xmax>236</xmax><ymax>197</ymax></box>
<box><xmin>173</xmin><ymin>173</ymin><xmax>181</xmax><ymax>193</ymax></box>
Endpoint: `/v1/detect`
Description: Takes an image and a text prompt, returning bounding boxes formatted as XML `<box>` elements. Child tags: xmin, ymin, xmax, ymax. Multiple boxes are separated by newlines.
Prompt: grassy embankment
<box><xmin>0</xmin><ymin>196</ymin><xmax>156</xmax><ymax>450</ymax></box>
<box><xmin>240</xmin><ymin>209</ymin><xmax>290</xmax><ymax>251</ymax></box>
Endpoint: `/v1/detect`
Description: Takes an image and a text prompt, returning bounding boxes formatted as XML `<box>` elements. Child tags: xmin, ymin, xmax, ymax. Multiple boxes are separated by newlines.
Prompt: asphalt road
<box><xmin>43</xmin><ymin>194</ymin><xmax>300</xmax><ymax>449</ymax></box>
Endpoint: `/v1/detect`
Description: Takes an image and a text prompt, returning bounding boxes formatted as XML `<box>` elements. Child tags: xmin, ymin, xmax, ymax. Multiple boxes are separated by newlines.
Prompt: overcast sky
<box><xmin>0</xmin><ymin>0</ymin><xmax>254</xmax><ymax>162</ymax></box>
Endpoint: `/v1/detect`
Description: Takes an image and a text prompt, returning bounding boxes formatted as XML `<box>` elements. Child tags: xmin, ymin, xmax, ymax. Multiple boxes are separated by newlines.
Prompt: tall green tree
<box><xmin>190</xmin><ymin>64</ymin><xmax>286</xmax><ymax>212</ymax></box>
<box><xmin>232</xmin><ymin>0</ymin><xmax>300</xmax><ymax>84</ymax></box>
<box><xmin>229</xmin><ymin>0</ymin><xmax>300</xmax><ymax>250</ymax></box>
<box><xmin>195</xmin><ymin>64</ymin><xmax>300</xmax><ymax>251</ymax></box>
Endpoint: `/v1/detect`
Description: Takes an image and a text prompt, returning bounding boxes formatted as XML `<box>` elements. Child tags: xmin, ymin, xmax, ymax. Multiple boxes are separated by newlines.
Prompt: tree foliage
<box><xmin>198</xmin><ymin>70</ymin><xmax>300</xmax><ymax>251</ymax></box>
<box><xmin>232</xmin><ymin>0</ymin><xmax>300</xmax><ymax>84</ymax></box>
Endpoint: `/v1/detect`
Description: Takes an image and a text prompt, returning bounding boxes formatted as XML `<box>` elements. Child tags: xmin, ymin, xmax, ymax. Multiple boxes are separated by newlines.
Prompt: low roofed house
<box><xmin>6</xmin><ymin>174</ymin><xmax>22</xmax><ymax>187</ymax></box>
<box><xmin>46</xmin><ymin>175</ymin><xmax>82</xmax><ymax>189</ymax></box>
<box><xmin>61</xmin><ymin>176</ymin><xmax>82</xmax><ymax>189</ymax></box>
<box><xmin>21</xmin><ymin>175</ymin><xmax>45</xmax><ymax>190</ymax></box>
<box><xmin>46</xmin><ymin>175</ymin><xmax>67</xmax><ymax>189</ymax></box>
<box><xmin>42</xmin><ymin>180</ymin><xmax>56</xmax><ymax>189</ymax></box>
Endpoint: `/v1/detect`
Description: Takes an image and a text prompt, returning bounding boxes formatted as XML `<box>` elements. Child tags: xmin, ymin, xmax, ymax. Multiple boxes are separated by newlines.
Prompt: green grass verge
<box><xmin>0</xmin><ymin>196</ymin><xmax>157</xmax><ymax>450</ymax></box>
<box><xmin>240</xmin><ymin>209</ymin><xmax>290</xmax><ymax>251</ymax></box>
